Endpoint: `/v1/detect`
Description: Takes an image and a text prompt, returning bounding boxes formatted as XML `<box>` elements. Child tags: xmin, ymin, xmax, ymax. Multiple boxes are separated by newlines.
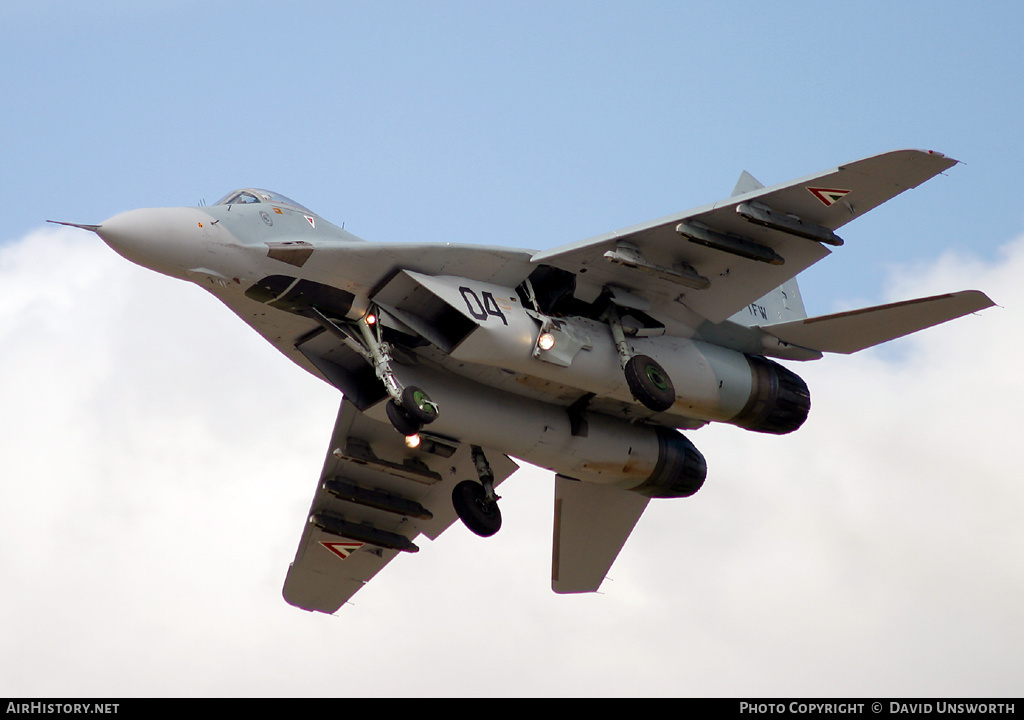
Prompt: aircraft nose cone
<box><xmin>97</xmin><ymin>207</ymin><xmax>214</xmax><ymax>279</ymax></box>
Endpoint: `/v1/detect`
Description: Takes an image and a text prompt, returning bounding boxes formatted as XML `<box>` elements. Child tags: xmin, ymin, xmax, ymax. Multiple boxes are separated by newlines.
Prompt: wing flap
<box><xmin>531</xmin><ymin>150</ymin><xmax>957</xmax><ymax>323</ymax></box>
<box><xmin>283</xmin><ymin>398</ymin><xmax>517</xmax><ymax>613</ymax></box>
<box><xmin>551</xmin><ymin>476</ymin><xmax>649</xmax><ymax>594</ymax></box>
<box><xmin>758</xmin><ymin>290</ymin><xmax>995</xmax><ymax>354</ymax></box>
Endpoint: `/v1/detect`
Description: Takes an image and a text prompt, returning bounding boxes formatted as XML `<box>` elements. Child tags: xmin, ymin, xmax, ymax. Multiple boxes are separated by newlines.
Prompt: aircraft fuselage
<box><xmin>97</xmin><ymin>198</ymin><xmax>807</xmax><ymax>429</ymax></box>
<box><xmin>70</xmin><ymin>151</ymin><xmax>993</xmax><ymax>607</ymax></box>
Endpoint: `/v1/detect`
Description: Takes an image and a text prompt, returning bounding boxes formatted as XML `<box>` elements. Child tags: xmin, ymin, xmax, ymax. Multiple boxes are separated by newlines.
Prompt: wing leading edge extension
<box><xmin>532</xmin><ymin>150</ymin><xmax>958</xmax><ymax>324</ymax></box>
<box><xmin>283</xmin><ymin>399</ymin><xmax>517</xmax><ymax>613</ymax></box>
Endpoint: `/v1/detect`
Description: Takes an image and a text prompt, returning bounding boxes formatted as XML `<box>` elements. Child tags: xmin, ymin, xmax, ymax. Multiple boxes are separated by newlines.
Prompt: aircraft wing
<box><xmin>532</xmin><ymin>149</ymin><xmax>957</xmax><ymax>323</ymax></box>
<box><xmin>283</xmin><ymin>398</ymin><xmax>518</xmax><ymax>613</ymax></box>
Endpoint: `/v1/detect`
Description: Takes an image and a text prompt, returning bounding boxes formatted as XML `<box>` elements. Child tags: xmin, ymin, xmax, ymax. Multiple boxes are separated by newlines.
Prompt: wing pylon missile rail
<box><xmin>322</xmin><ymin>479</ymin><xmax>434</xmax><ymax>520</ymax></box>
<box><xmin>603</xmin><ymin>241</ymin><xmax>710</xmax><ymax>289</ymax></box>
<box><xmin>735</xmin><ymin>202</ymin><xmax>845</xmax><ymax>246</ymax></box>
<box><xmin>310</xmin><ymin>511</ymin><xmax>420</xmax><ymax>553</ymax></box>
<box><xmin>676</xmin><ymin>221</ymin><xmax>784</xmax><ymax>265</ymax></box>
<box><xmin>335</xmin><ymin>437</ymin><xmax>444</xmax><ymax>485</ymax></box>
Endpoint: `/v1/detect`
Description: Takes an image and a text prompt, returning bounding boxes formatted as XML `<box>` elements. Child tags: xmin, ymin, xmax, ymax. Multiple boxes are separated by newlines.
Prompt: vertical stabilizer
<box><xmin>729</xmin><ymin>276</ymin><xmax>809</xmax><ymax>327</ymax></box>
<box><xmin>732</xmin><ymin>170</ymin><xmax>765</xmax><ymax>197</ymax></box>
<box><xmin>732</xmin><ymin>167</ymin><xmax>804</xmax><ymax>323</ymax></box>
<box><xmin>779</xmin><ymin>277</ymin><xmax>808</xmax><ymax>320</ymax></box>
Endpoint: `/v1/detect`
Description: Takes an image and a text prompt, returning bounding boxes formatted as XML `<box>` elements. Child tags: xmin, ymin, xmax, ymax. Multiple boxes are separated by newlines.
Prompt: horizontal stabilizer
<box><xmin>551</xmin><ymin>476</ymin><xmax>648</xmax><ymax>594</ymax></box>
<box><xmin>759</xmin><ymin>290</ymin><xmax>994</xmax><ymax>354</ymax></box>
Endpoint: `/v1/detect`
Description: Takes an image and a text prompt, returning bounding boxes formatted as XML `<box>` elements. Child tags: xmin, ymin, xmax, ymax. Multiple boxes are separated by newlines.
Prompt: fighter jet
<box><xmin>56</xmin><ymin>149</ymin><xmax>993</xmax><ymax>612</ymax></box>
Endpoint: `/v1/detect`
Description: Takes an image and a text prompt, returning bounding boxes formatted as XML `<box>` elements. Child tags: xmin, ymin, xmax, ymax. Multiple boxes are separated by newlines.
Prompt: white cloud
<box><xmin>1</xmin><ymin>226</ymin><xmax>1021</xmax><ymax>696</ymax></box>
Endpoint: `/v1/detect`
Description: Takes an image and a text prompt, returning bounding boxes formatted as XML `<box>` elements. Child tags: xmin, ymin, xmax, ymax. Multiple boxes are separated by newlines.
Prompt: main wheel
<box><xmin>401</xmin><ymin>385</ymin><xmax>438</xmax><ymax>424</ymax></box>
<box><xmin>386</xmin><ymin>399</ymin><xmax>423</xmax><ymax>436</ymax></box>
<box><xmin>451</xmin><ymin>480</ymin><xmax>502</xmax><ymax>537</ymax></box>
<box><xmin>624</xmin><ymin>354</ymin><xmax>675</xmax><ymax>412</ymax></box>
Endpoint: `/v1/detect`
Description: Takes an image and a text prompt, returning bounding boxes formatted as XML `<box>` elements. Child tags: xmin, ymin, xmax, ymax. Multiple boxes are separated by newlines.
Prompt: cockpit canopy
<box><xmin>214</xmin><ymin>188</ymin><xmax>314</xmax><ymax>215</ymax></box>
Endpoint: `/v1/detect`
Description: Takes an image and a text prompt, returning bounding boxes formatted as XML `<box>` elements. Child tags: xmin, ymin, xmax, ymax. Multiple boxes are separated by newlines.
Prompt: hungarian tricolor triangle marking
<box><xmin>304</xmin><ymin>215</ymin><xmax>316</xmax><ymax>228</ymax></box>
<box><xmin>807</xmin><ymin>187</ymin><xmax>851</xmax><ymax>206</ymax></box>
<box><xmin>321</xmin><ymin>541</ymin><xmax>363</xmax><ymax>560</ymax></box>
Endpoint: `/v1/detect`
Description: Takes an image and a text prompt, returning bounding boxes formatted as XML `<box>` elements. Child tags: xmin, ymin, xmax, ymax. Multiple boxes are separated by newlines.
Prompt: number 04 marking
<box><xmin>459</xmin><ymin>286</ymin><xmax>508</xmax><ymax>325</ymax></box>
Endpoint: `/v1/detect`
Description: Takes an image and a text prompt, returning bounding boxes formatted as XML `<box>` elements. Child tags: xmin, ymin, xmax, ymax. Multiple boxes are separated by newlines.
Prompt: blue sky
<box><xmin>2</xmin><ymin>1</ymin><xmax>1022</xmax><ymax>697</ymax></box>
<box><xmin>5</xmin><ymin>1</ymin><xmax>1023</xmax><ymax>305</ymax></box>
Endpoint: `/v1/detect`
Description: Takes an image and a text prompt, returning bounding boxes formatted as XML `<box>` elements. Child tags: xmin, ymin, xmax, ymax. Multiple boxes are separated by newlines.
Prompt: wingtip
<box><xmin>912</xmin><ymin>148</ymin><xmax>961</xmax><ymax>167</ymax></box>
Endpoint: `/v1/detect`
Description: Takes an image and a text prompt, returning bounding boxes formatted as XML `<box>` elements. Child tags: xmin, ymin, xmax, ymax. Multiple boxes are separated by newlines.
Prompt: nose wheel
<box><xmin>386</xmin><ymin>399</ymin><xmax>423</xmax><ymax>436</ymax></box>
<box><xmin>452</xmin><ymin>446</ymin><xmax>502</xmax><ymax>537</ymax></box>
<box><xmin>400</xmin><ymin>386</ymin><xmax>438</xmax><ymax>424</ymax></box>
<box><xmin>385</xmin><ymin>385</ymin><xmax>439</xmax><ymax>436</ymax></box>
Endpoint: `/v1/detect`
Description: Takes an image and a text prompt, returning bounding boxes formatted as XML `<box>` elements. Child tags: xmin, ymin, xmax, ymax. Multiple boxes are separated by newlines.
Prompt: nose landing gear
<box><xmin>303</xmin><ymin>304</ymin><xmax>441</xmax><ymax>435</ymax></box>
<box><xmin>353</xmin><ymin>309</ymin><xmax>440</xmax><ymax>435</ymax></box>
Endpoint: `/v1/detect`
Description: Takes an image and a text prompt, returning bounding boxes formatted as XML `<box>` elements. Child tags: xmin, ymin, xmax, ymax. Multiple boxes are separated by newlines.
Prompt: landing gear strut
<box><xmin>452</xmin><ymin>446</ymin><xmax>502</xmax><ymax>537</ymax></box>
<box><xmin>304</xmin><ymin>304</ymin><xmax>441</xmax><ymax>434</ymax></box>
<box><xmin>354</xmin><ymin>309</ymin><xmax>439</xmax><ymax>435</ymax></box>
<box><xmin>607</xmin><ymin>306</ymin><xmax>676</xmax><ymax>412</ymax></box>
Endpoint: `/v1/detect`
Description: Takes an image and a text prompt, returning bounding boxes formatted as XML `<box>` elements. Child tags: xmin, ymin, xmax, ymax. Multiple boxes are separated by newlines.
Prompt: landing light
<box><xmin>365</xmin><ymin>313</ymin><xmax>378</xmax><ymax>325</ymax></box>
<box><xmin>404</xmin><ymin>434</ymin><xmax>422</xmax><ymax>449</ymax></box>
<box><xmin>537</xmin><ymin>332</ymin><xmax>556</xmax><ymax>351</ymax></box>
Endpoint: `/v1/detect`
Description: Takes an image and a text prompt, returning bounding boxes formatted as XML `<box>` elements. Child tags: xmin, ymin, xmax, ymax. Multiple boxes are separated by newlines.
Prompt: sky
<box><xmin>1</xmin><ymin>1</ymin><xmax>1022</xmax><ymax>698</ymax></box>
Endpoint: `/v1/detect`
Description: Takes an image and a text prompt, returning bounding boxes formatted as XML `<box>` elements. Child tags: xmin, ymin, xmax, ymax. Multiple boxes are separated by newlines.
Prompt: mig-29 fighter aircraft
<box><xmin>56</xmin><ymin>149</ymin><xmax>994</xmax><ymax>613</ymax></box>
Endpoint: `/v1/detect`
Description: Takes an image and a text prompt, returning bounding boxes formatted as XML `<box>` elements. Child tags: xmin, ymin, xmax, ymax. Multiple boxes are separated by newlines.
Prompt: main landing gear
<box><xmin>606</xmin><ymin>306</ymin><xmax>676</xmax><ymax>413</ymax></box>
<box><xmin>452</xmin><ymin>446</ymin><xmax>502</xmax><ymax>537</ymax></box>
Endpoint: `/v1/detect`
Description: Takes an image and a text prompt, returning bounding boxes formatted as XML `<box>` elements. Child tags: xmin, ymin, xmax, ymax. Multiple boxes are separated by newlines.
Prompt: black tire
<box><xmin>451</xmin><ymin>480</ymin><xmax>502</xmax><ymax>537</ymax></box>
<box><xmin>386</xmin><ymin>399</ymin><xmax>423</xmax><ymax>436</ymax></box>
<box><xmin>401</xmin><ymin>385</ymin><xmax>438</xmax><ymax>424</ymax></box>
<box><xmin>624</xmin><ymin>355</ymin><xmax>675</xmax><ymax>412</ymax></box>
